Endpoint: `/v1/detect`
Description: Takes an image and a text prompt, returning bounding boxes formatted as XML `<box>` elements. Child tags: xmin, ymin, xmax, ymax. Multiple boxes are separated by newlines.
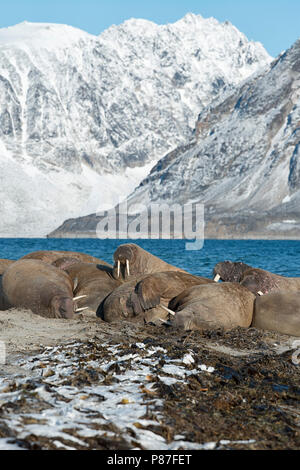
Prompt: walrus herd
<box><xmin>0</xmin><ymin>245</ymin><xmax>299</xmax><ymax>336</ymax></box>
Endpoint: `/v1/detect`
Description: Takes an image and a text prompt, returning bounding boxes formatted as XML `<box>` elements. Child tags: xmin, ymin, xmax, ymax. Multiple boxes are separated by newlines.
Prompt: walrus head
<box><xmin>212</xmin><ymin>261</ymin><xmax>252</xmax><ymax>283</ymax></box>
<box><xmin>240</xmin><ymin>268</ymin><xmax>278</xmax><ymax>296</ymax></box>
<box><xmin>112</xmin><ymin>244</ymin><xmax>140</xmax><ymax>281</ymax></box>
<box><xmin>50</xmin><ymin>293</ymin><xmax>89</xmax><ymax>318</ymax></box>
<box><xmin>51</xmin><ymin>295</ymin><xmax>76</xmax><ymax>319</ymax></box>
<box><xmin>96</xmin><ymin>291</ymin><xmax>135</xmax><ymax>322</ymax></box>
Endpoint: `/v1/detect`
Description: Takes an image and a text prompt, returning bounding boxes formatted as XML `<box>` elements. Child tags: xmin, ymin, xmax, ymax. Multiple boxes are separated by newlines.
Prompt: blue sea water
<box><xmin>0</xmin><ymin>238</ymin><xmax>300</xmax><ymax>278</ymax></box>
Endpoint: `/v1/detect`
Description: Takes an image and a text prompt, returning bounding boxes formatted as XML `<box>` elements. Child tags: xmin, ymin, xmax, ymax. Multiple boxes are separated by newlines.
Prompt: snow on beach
<box><xmin>0</xmin><ymin>339</ymin><xmax>217</xmax><ymax>450</ymax></box>
<box><xmin>0</xmin><ymin>308</ymin><xmax>298</xmax><ymax>450</ymax></box>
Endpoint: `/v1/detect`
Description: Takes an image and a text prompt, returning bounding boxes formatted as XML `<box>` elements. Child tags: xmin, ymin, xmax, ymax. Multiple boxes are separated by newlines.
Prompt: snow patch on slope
<box><xmin>0</xmin><ymin>21</ymin><xmax>94</xmax><ymax>49</ymax></box>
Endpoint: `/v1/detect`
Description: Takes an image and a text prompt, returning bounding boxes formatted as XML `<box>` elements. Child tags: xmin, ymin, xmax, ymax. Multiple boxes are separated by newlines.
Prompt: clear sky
<box><xmin>0</xmin><ymin>0</ymin><xmax>299</xmax><ymax>57</ymax></box>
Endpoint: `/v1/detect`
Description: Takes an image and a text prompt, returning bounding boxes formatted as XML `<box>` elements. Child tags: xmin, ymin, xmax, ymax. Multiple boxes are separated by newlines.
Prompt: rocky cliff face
<box><xmin>116</xmin><ymin>38</ymin><xmax>300</xmax><ymax>238</ymax></box>
<box><xmin>50</xmin><ymin>37</ymin><xmax>300</xmax><ymax>239</ymax></box>
<box><xmin>0</xmin><ymin>15</ymin><xmax>270</xmax><ymax>236</ymax></box>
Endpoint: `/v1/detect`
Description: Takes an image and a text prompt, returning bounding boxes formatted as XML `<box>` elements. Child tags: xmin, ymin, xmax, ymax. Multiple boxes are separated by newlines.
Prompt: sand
<box><xmin>0</xmin><ymin>308</ymin><xmax>123</xmax><ymax>377</ymax></box>
<box><xmin>0</xmin><ymin>309</ymin><xmax>100</xmax><ymax>354</ymax></box>
<box><xmin>0</xmin><ymin>307</ymin><xmax>296</xmax><ymax>358</ymax></box>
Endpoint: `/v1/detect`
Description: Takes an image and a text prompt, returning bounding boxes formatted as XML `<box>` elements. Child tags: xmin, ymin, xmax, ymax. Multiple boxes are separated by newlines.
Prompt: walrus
<box><xmin>1</xmin><ymin>259</ymin><xmax>82</xmax><ymax>318</ymax></box>
<box><xmin>212</xmin><ymin>261</ymin><xmax>252</xmax><ymax>283</ymax></box>
<box><xmin>168</xmin><ymin>283</ymin><xmax>255</xmax><ymax>331</ymax></box>
<box><xmin>0</xmin><ymin>259</ymin><xmax>14</xmax><ymax>276</ymax></box>
<box><xmin>133</xmin><ymin>271</ymin><xmax>213</xmax><ymax>323</ymax></box>
<box><xmin>0</xmin><ymin>260</ymin><xmax>15</xmax><ymax>309</ymax></box>
<box><xmin>240</xmin><ymin>268</ymin><xmax>300</xmax><ymax>296</ymax></box>
<box><xmin>97</xmin><ymin>271</ymin><xmax>213</xmax><ymax>324</ymax></box>
<box><xmin>52</xmin><ymin>256</ymin><xmax>112</xmax><ymax>274</ymax></box>
<box><xmin>63</xmin><ymin>262</ymin><xmax>122</xmax><ymax>313</ymax></box>
<box><xmin>253</xmin><ymin>292</ymin><xmax>300</xmax><ymax>336</ymax></box>
<box><xmin>96</xmin><ymin>279</ymin><xmax>138</xmax><ymax>323</ymax></box>
<box><xmin>21</xmin><ymin>250</ymin><xmax>112</xmax><ymax>268</ymax></box>
<box><xmin>112</xmin><ymin>243</ymin><xmax>186</xmax><ymax>282</ymax></box>
<box><xmin>52</xmin><ymin>257</ymin><xmax>90</xmax><ymax>271</ymax></box>
<box><xmin>0</xmin><ymin>277</ymin><xmax>6</xmax><ymax>310</ymax></box>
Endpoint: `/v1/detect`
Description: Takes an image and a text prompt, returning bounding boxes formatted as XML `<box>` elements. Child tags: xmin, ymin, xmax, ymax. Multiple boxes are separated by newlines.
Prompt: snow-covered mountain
<box><xmin>0</xmin><ymin>15</ymin><xmax>271</xmax><ymax>236</ymax></box>
<box><xmin>51</xmin><ymin>36</ymin><xmax>300</xmax><ymax>239</ymax></box>
<box><xmin>120</xmin><ymin>38</ymin><xmax>300</xmax><ymax>238</ymax></box>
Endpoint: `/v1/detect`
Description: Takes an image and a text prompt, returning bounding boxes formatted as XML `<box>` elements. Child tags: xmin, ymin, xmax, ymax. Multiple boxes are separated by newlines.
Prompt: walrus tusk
<box><xmin>75</xmin><ymin>307</ymin><xmax>89</xmax><ymax>313</ymax></box>
<box><xmin>73</xmin><ymin>295</ymin><xmax>87</xmax><ymax>301</ymax></box>
<box><xmin>159</xmin><ymin>318</ymin><xmax>172</xmax><ymax>325</ymax></box>
<box><xmin>126</xmin><ymin>259</ymin><xmax>130</xmax><ymax>276</ymax></box>
<box><xmin>117</xmin><ymin>260</ymin><xmax>120</xmax><ymax>278</ymax></box>
<box><xmin>160</xmin><ymin>304</ymin><xmax>176</xmax><ymax>316</ymax></box>
<box><xmin>257</xmin><ymin>291</ymin><xmax>264</xmax><ymax>296</ymax></box>
<box><xmin>214</xmin><ymin>274</ymin><xmax>221</xmax><ymax>282</ymax></box>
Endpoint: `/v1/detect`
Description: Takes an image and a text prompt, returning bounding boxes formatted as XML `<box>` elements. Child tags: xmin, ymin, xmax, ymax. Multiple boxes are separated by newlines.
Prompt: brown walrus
<box><xmin>168</xmin><ymin>283</ymin><xmax>255</xmax><ymax>331</ymax></box>
<box><xmin>21</xmin><ymin>250</ymin><xmax>112</xmax><ymax>268</ymax></box>
<box><xmin>0</xmin><ymin>277</ymin><xmax>7</xmax><ymax>310</ymax></box>
<box><xmin>240</xmin><ymin>268</ymin><xmax>300</xmax><ymax>296</ymax></box>
<box><xmin>64</xmin><ymin>262</ymin><xmax>122</xmax><ymax>313</ymax></box>
<box><xmin>212</xmin><ymin>261</ymin><xmax>252</xmax><ymax>283</ymax></box>
<box><xmin>52</xmin><ymin>257</ymin><xmax>91</xmax><ymax>271</ymax></box>
<box><xmin>133</xmin><ymin>272</ymin><xmax>213</xmax><ymax>323</ymax></box>
<box><xmin>96</xmin><ymin>279</ymin><xmax>138</xmax><ymax>323</ymax></box>
<box><xmin>253</xmin><ymin>292</ymin><xmax>300</xmax><ymax>336</ymax></box>
<box><xmin>213</xmin><ymin>262</ymin><xmax>300</xmax><ymax>297</ymax></box>
<box><xmin>112</xmin><ymin>243</ymin><xmax>186</xmax><ymax>282</ymax></box>
<box><xmin>97</xmin><ymin>271</ymin><xmax>212</xmax><ymax>324</ymax></box>
<box><xmin>1</xmin><ymin>259</ymin><xmax>81</xmax><ymax>318</ymax></box>
<box><xmin>0</xmin><ymin>259</ymin><xmax>15</xmax><ymax>276</ymax></box>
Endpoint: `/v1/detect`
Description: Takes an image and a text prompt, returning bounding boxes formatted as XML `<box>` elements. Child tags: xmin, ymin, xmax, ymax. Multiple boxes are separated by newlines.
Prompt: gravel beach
<box><xmin>0</xmin><ymin>309</ymin><xmax>299</xmax><ymax>450</ymax></box>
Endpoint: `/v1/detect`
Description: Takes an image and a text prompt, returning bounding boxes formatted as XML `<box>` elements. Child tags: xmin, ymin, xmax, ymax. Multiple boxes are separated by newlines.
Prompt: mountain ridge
<box><xmin>0</xmin><ymin>15</ymin><xmax>271</xmax><ymax>236</ymax></box>
<box><xmin>49</xmin><ymin>37</ymin><xmax>300</xmax><ymax>239</ymax></box>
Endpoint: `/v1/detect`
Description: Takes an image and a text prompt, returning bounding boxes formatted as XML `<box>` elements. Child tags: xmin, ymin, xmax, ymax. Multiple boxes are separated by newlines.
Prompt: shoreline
<box><xmin>45</xmin><ymin>233</ymin><xmax>300</xmax><ymax>240</ymax></box>
<box><xmin>0</xmin><ymin>234</ymin><xmax>298</xmax><ymax>240</ymax></box>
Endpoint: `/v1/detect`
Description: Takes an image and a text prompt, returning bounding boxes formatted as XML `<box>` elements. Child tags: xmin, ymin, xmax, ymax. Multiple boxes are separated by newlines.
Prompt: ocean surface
<box><xmin>1</xmin><ymin>238</ymin><xmax>300</xmax><ymax>278</ymax></box>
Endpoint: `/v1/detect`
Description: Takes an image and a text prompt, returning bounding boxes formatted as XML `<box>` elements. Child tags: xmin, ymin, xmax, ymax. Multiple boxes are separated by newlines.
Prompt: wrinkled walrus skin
<box><xmin>212</xmin><ymin>262</ymin><xmax>300</xmax><ymax>297</ymax></box>
<box><xmin>97</xmin><ymin>271</ymin><xmax>213</xmax><ymax>324</ymax></box>
<box><xmin>252</xmin><ymin>292</ymin><xmax>300</xmax><ymax>336</ymax></box>
<box><xmin>240</xmin><ymin>268</ymin><xmax>300</xmax><ymax>296</ymax></box>
<box><xmin>212</xmin><ymin>261</ymin><xmax>252</xmax><ymax>283</ymax></box>
<box><xmin>96</xmin><ymin>280</ymin><xmax>139</xmax><ymax>323</ymax></box>
<box><xmin>133</xmin><ymin>272</ymin><xmax>213</xmax><ymax>323</ymax></box>
<box><xmin>1</xmin><ymin>259</ymin><xmax>77</xmax><ymax>319</ymax></box>
<box><xmin>169</xmin><ymin>283</ymin><xmax>255</xmax><ymax>331</ymax></box>
<box><xmin>21</xmin><ymin>250</ymin><xmax>112</xmax><ymax>268</ymax></box>
<box><xmin>64</xmin><ymin>262</ymin><xmax>122</xmax><ymax>312</ymax></box>
<box><xmin>112</xmin><ymin>243</ymin><xmax>186</xmax><ymax>282</ymax></box>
